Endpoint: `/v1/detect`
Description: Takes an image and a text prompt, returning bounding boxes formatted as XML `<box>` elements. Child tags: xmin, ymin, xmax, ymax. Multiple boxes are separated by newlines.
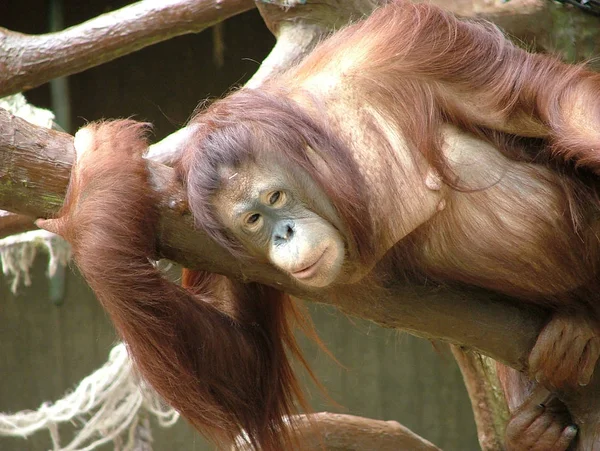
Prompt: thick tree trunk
<box><xmin>2</xmin><ymin>91</ymin><xmax>599</xmax><ymax>451</ymax></box>
<box><xmin>2</xmin><ymin>0</ymin><xmax>600</xmax><ymax>449</ymax></box>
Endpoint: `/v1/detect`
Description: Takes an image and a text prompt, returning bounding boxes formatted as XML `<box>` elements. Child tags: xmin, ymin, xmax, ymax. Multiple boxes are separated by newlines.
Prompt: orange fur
<box><xmin>46</xmin><ymin>2</ymin><xmax>600</xmax><ymax>450</ymax></box>
<box><xmin>48</xmin><ymin>122</ymin><xmax>319</xmax><ymax>450</ymax></box>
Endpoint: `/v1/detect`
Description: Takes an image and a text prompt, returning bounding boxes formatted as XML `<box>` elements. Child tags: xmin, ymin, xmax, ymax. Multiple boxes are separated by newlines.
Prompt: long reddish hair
<box><xmin>49</xmin><ymin>2</ymin><xmax>600</xmax><ymax>450</ymax></box>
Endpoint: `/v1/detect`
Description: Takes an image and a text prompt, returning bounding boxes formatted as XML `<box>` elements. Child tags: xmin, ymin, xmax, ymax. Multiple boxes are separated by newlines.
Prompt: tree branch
<box><xmin>257</xmin><ymin>413</ymin><xmax>442</xmax><ymax>451</ymax></box>
<box><xmin>0</xmin><ymin>107</ymin><xmax>535</xmax><ymax>364</ymax></box>
<box><xmin>0</xmin><ymin>0</ymin><xmax>591</xmax><ymax>101</ymax></box>
<box><xmin>0</xmin><ymin>0</ymin><xmax>255</xmax><ymax>98</ymax></box>
<box><xmin>0</xmin><ymin>211</ymin><xmax>35</xmax><ymax>239</ymax></box>
<box><xmin>2</xmin><ymin>0</ymin><xmax>600</xmax><ymax>448</ymax></box>
<box><xmin>4</xmin><ymin>105</ymin><xmax>599</xmax><ymax>445</ymax></box>
<box><xmin>451</xmin><ymin>346</ymin><xmax>509</xmax><ymax>450</ymax></box>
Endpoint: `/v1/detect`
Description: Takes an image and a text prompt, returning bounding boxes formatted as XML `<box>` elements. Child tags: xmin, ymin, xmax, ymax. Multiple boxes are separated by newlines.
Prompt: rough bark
<box><xmin>451</xmin><ymin>346</ymin><xmax>509</xmax><ymax>451</ymax></box>
<box><xmin>0</xmin><ymin>99</ymin><xmax>536</xmax><ymax>368</ymax></box>
<box><xmin>3</xmin><ymin>103</ymin><xmax>600</xmax><ymax>449</ymax></box>
<box><xmin>0</xmin><ymin>211</ymin><xmax>36</xmax><ymax>239</ymax></box>
<box><xmin>2</xmin><ymin>0</ymin><xmax>598</xmax><ymax>101</ymax></box>
<box><xmin>0</xmin><ymin>0</ymin><xmax>255</xmax><ymax>98</ymax></box>
<box><xmin>255</xmin><ymin>413</ymin><xmax>442</xmax><ymax>451</ymax></box>
<box><xmin>2</xmin><ymin>0</ymin><xmax>600</xmax><ymax>449</ymax></box>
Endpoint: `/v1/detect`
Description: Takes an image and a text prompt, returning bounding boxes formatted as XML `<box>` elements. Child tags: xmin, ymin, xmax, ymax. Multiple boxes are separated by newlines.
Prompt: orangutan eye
<box><xmin>268</xmin><ymin>191</ymin><xmax>283</xmax><ymax>205</ymax></box>
<box><xmin>246</xmin><ymin>213</ymin><xmax>261</xmax><ymax>225</ymax></box>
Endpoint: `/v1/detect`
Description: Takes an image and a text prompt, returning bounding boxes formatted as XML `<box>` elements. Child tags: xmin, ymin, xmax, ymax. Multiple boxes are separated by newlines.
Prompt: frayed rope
<box><xmin>0</xmin><ymin>343</ymin><xmax>179</xmax><ymax>451</ymax></box>
<box><xmin>0</xmin><ymin>230</ymin><xmax>71</xmax><ymax>294</ymax></box>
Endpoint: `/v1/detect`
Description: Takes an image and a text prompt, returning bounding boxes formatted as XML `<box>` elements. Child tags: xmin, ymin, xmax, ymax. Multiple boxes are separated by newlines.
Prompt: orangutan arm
<box><xmin>36</xmin><ymin>120</ymin><xmax>309</xmax><ymax>451</ymax></box>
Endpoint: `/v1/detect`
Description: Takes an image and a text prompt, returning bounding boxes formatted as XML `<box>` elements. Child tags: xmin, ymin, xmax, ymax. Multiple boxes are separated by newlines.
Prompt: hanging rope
<box><xmin>0</xmin><ymin>94</ymin><xmax>179</xmax><ymax>450</ymax></box>
<box><xmin>0</xmin><ymin>343</ymin><xmax>179</xmax><ymax>451</ymax></box>
<box><xmin>0</xmin><ymin>230</ymin><xmax>71</xmax><ymax>293</ymax></box>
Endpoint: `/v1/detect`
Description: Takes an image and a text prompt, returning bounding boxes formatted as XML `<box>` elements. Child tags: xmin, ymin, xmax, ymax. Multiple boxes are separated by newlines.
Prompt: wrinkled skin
<box><xmin>529</xmin><ymin>314</ymin><xmax>600</xmax><ymax>389</ymax></box>
<box><xmin>214</xmin><ymin>158</ymin><xmax>347</xmax><ymax>288</ymax></box>
<box><xmin>506</xmin><ymin>387</ymin><xmax>577</xmax><ymax>451</ymax></box>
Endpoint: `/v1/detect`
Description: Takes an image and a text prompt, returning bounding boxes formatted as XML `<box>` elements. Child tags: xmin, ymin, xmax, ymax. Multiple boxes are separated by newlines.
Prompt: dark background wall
<box><xmin>0</xmin><ymin>1</ymin><xmax>479</xmax><ymax>450</ymax></box>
